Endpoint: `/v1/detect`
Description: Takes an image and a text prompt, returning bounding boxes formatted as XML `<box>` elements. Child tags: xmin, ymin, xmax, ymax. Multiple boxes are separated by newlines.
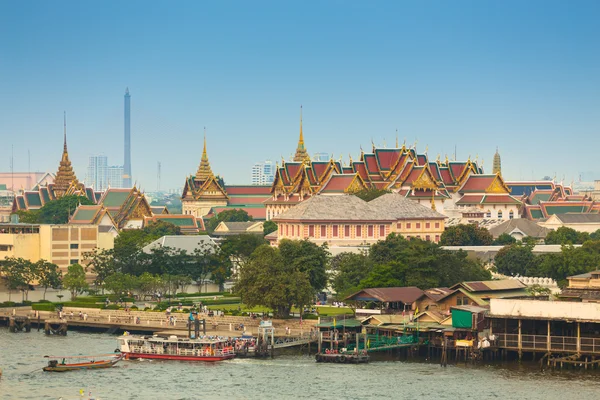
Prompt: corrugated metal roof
<box><xmin>346</xmin><ymin>287</ymin><xmax>424</xmax><ymax>303</ymax></box>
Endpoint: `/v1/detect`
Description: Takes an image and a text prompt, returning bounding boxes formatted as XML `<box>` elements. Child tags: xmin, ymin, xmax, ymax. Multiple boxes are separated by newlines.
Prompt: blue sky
<box><xmin>1</xmin><ymin>0</ymin><xmax>598</xmax><ymax>189</ymax></box>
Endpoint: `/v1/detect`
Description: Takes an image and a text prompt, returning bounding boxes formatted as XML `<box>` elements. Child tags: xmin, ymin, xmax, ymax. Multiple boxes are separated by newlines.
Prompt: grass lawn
<box><xmin>206</xmin><ymin>303</ymin><xmax>355</xmax><ymax>317</ymax></box>
<box><xmin>315</xmin><ymin>306</ymin><xmax>354</xmax><ymax>316</ymax></box>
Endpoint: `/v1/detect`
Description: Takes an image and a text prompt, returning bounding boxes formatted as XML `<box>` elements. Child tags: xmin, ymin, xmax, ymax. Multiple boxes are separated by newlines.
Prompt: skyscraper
<box><xmin>251</xmin><ymin>160</ymin><xmax>275</xmax><ymax>185</ymax></box>
<box><xmin>123</xmin><ymin>88</ymin><xmax>132</xmax><ymax>187</ymax></box>
<box><xmin>86</xmin><ymin>155</ymin><xmax>108</xmax><ymax>190</ymax></box>
<box><xmin>86</xmin><ymin>156</ymin><xmax>123</xmax><ymax>190</ymax></box>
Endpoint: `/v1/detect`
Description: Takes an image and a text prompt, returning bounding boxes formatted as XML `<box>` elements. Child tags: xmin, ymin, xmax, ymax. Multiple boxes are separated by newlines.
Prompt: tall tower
<box><xmin>54</xmin><ymin>112</ymin><xmax>80</xmax><ymax>198</ymax></box>
<box><xmin>293</xmin><ymin>106</ymin><xmax>310</xmax><ymax>162</ymax></box>
<box><xmin>123</xmin><ymin>88</ymin><xmax>132</xmax><ymax>187</ymax></box>
<box><xmin>493</xmin><ymin>147</ymin><xmax>502</xmax><ymax>175</ymax></box>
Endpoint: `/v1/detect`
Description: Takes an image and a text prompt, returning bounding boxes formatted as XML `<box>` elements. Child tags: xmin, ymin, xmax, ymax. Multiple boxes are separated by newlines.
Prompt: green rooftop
<box><xmin>154</xmin><ymin>216</ymin><xmax>196</xmax><ymax>227</ymax></box>
<box><xmin>73</xmin><ymin>208</ymin><xmax>98</xmax><ymax>221</ymax></box>
<box><xmin>25</xmin><ymin>192</ymin><xmax>42</xmax><ymax>207</ymax></box>
<box><xmin>102</xmin><ymin>191</ymin><xmax>131</xmax><ymax>207</ymax></box>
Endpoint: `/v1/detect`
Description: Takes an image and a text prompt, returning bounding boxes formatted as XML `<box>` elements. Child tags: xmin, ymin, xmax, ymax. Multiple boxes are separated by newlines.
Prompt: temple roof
<box><xmin>53</xmin><ymin>114</ymin><xmax>81</xmax><ymax>197</ymax></box>
<box><xmin>196</xmin><ymin>134</ymin><xmax>215</xmax><ymax>181</ymax></box>
<box><xmin>293</xmin><ymin>106</ymin><xmax>310</xmax><ymax>162</ymax></box>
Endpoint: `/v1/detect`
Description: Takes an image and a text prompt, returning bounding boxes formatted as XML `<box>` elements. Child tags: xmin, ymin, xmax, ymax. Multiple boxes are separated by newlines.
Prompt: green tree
<box><xmin>84</xmin><ymin>248</ymin><xmax>116</xmax><ymax>291</ymax></box>
<box><xmin>206</xmin><ymin>209</ymin><xmax>252</xmax><ymax>233</ymax></box>
<box><xmin>0</xmin><ymin>257</ymin><xmax>38</xmax><ymax>301</ymax></box>
<box><xmin>526</xmin><ymin>284</ymin><xmax>551</xmax><ymax>298</ymax></box>
<box><xmin>278</xmin><ymin>239</ymin><xmax>329</xmax><ymax>293</ymax></box>
<box><xmin>494</xmin><ymin>243</ymin><xmax>538</xmax><ymax>276</ymax></box>
<box><xmin>13</xmin><ymin>209</ymin><xmax>40</xmax><ymax>223</ymax></box>
<box><xmin>220</xmin><ymin>233</ymin><xmax>268</xmax><ymax>274</ymax></box>
<box><xmin>104</xmin><ymin>272</ymin><xmax>139</xmax><ymax>297</ymax></box>
<box><xmin>62</xmin><ymin>263</ymin><xmax>89</xmax><ymax>300</ymax></box>
<box><xmin>38</xmin><ymin>195</ymin><xmax>94</xmax><ymax>224</ymax></box>
<box><xmin>493</xmin><ymin>233</ymin><xmax>517</xmax><ymax>246</ymax></box>
<box><xmin>590</xmin><ymin>229</ymin><xmax>600</xmax><ymax>241</ymax></box>
<box><xmin>353</xmin><ymin>188</ymin><xmax>391</xmax><ymax>202</ymax></box>
<box><xmin>545</xmin><ymin>226</ymin><xmax>590</xmax><ymax>245</ymax></box>
<box><xmin>235</xmin><ymin>245</ymin><xmax>313</xmax><ymax>318</ymax></box>
<box><xmin>263</xmin><ymin>220</ymin><xmax>277</xmax><ymax>236</ymax></box>
<box><xmin>137</xmin><ymin>272</ymin><xmax>162</xmax><ymax>300</ymax></box>
<box><xmin>329</xmin><ymin>252</ymin><xmax>373</xmax><ymax>299</ymax></box>
<box><xmin>439</xmin><ymin>224</ymin><xmax>493</xmax><ymax>246</ymax></box>
<box><xmin>35</xmin><ymin>260</ymin><xmax>62</xmax><ymax>300</ymax></box>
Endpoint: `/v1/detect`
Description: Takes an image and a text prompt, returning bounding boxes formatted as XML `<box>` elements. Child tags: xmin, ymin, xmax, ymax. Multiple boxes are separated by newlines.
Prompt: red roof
<box><xmin>481</xmin><ymin>195</ymin><xmax>521</xmax><ymax>204</ymax></box>
<box><xmin>456</xmin><ymin>195</ymin><xmax>485</xmax><ymax>204</ymax></box>
<box><xmin>450</xmin><ymin>163</ymin><xmax>466</xmax><ymax>180</ymax></box>
<box><xmin>403</xmin><ymin>166</ymin><xmax>423</xmax><ymax>184</ymax></box>
<box><xmin>311</xmin><ymin>162</ymin><xmax>329</xmax><ymax>181</ymax></box>
<box><xmin>364</xmin><ymin>154</ymin><xmax>379</xmax><ymax>174</ymax></box>
<box><xmin>228</xmin><ymin>196</ymin><xmax>270</xmax><ymax>205</ymax></box>
<box><xmin>353</xmin><ymin>163</ymin><xmax>369</xmax><ymax>181</ymax></box>
<box><xmin>319</xmin><ymin>175</ymin><xmax>356</xmax><ymax>193</ymax></box>
<box><xmin>374</xmin><ymin>149</ymin><xmax>400</xmax><ymax>171</ymax></box>
<box><xmin>225</xmin><ymin>185</ymin><xmax>271</xmax><ymax>195</ymax></box>
<box><xmin>416</xmin><ymin>154</ymin><xmax>427</xmax><ymax>165</ymax></box>
<box><xmin>459</xmin><ymin>175</ymin><xmax>496</xmax><ymax>192</ymax></box>
<box><xmin>439</xmin><ymin>168</ymin><xmax>454</xmax><ymax>185</ymax></box>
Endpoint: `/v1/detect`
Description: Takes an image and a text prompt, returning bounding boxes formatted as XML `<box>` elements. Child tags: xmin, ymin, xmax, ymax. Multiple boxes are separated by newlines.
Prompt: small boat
<box><xmin>43</xmin><ymin>353</ymin><xmax>124</xmax><ymax>372</ymax></box>
<box><xmin>315</xmin><ymin>351</ymin><xmax>369</xmax><ymax>364</ymax></box>
<box><xmin>117</xmin><ymin>334</ymin><xmax>236</xmax><ymax>362</ymax></box>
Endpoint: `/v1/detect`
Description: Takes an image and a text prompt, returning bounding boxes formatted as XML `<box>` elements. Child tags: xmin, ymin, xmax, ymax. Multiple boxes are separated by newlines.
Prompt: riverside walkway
<box><xmin>0</xmin><ymin>307</ymin><xmax>317</xmax><ymax>340</ymax></box>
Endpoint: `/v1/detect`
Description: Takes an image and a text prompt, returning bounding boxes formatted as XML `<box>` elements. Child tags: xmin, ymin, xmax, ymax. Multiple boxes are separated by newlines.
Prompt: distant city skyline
<box><xmin>1</xmin><ymin>1</ymin><xmax>598</xmax><ymax>189</ymax></box>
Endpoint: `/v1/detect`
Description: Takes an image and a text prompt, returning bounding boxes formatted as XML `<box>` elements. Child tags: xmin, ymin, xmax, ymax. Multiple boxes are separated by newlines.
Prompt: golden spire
<box><xmin>195</xmin><ymin>127</ymin><xmax>215</xmax><ymax>181</ymax></box>
<box><xmin>492</xmin><ymin>146</ymin><xmax>501</xmax><ymax>175</ymax></box>
<box><xmin>431</xmin><ymin>191</ymin><xmax>436</xmax><ymax>210</ymax></box>
<box><xmin>54</xmin><ymin>112</ymin><xmax>80</xmax><ymax>198</ymax></box>
<box><xmin>293</xmin><ymin>105</ymin><xmax>310</xmax><ymax>162</ymax></box>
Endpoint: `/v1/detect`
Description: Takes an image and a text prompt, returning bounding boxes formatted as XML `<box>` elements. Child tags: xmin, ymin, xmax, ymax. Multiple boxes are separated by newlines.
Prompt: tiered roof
<box><xmin>54</xmin><ymin>115</ymin><xmax>82</xmax><ymax>198</ymax></box>
<box><xmin>268</xmin><ymin>141</ymin><xmax>485</xmax><ymax>206</ymax></box>
<box><xmin>181</xmin><ymin>135</ymin><xmax>228</xmax><ymax>202</ymax></box>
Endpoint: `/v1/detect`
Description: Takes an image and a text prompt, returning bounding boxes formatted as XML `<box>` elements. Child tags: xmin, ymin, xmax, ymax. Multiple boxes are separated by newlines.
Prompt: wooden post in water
<box><xmin>517</xmin><ymin>319</ymin><xmax>522</xmax><ymax>361</ymax></box>
<box><xmin>318</xmin><ymin>331</ymin><xmax>322</xmax><ymax>354</ymax></box>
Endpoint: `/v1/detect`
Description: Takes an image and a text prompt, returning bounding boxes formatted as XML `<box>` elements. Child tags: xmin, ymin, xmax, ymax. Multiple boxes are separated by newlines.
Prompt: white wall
<box><xmin>490</xmin><ymin>298</ymin><xmax>600</xmax><ymax>322</ymax></box>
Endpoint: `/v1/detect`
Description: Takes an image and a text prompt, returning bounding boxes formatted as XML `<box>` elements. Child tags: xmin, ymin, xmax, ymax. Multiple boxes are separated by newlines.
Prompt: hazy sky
<box><xmin>1</xmin><ymin>1</ymin><xmax>599</xmax><ymax>190</ymax></box>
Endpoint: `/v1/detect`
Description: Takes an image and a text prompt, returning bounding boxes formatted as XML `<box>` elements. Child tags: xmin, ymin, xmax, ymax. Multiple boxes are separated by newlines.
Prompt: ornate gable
<box><xmin>485</xmin><ymin>174</ymin><xmax>510</xmax><ymax>194</ymax></box>
<box><xmin>411</xmin><ymin>166</ymin><xmax>439</xmax><ymax>191</ymax></box>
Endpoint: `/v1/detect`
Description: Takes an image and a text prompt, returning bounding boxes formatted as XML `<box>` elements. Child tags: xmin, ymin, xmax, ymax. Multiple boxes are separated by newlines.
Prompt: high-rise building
<box><xmin>252</xmin><ymin>160</ymin><xmax>275</xmax><ymax>185</ymax></box>
<box><xmin>108</xmin><ymin>165</ymin><xmax>124</xmax><ymax>188</ymax></box>
<box><xmin>86</xmin><ymin>155</ymin><xmax>108</xmax><ymax>190</ymax></box>
<box><xmin>123</xmin><ymin>88</ymin><xmax>132</xmax><ymax>187</ymax></box>
<box><xmin>87</xmin><ymin>156</ymin><xmax>123</xmax><ymax>190</ymax></box>
<box><xmin>312</xmin><ymin>152</ymin><xmax>330</xmax><ymax>162</ymax></box>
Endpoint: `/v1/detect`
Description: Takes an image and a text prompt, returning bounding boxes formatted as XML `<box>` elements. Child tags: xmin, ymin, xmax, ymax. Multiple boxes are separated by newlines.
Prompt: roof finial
<box><xmin>293</xmin><ymin>105</ymin><xmax>310</xmax><ymax>162</ymax></box>
<box><xmin>202</xmin><ymin>127</ymin><xmax>207</xmax><ymax>160</ymax></box>
<box><xmin>63</xmin><ymin>111</ymin><xmax>67</xmax><ymax>152</ymax></box>
<box><xmin>395</xmin><ymin>129</ymin><xmax>399</xmax><ymax>148</ymax></box>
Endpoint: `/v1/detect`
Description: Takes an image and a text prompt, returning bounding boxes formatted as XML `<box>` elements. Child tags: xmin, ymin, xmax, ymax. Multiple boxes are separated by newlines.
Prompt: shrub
<box><xmin>38</xmin><ymin>299</ymin><xmax>52</xmax><ymax>303</ymax></box>
<box><xmin>302</xmin><ymin>313</ymin><xmax>319</xmax><ymax>320</ymax></box>
<box><xmin>32</xmin><ymin>303</ymin><xmax>57</xmax><ymax>311</ymax></box>
<box><xmin>22</xmin><ymin>300</ymin><xmax>33</xmax><ymax>306</ymax></box>
<box><xmin>1</xmin><ymin>301</ymin><xmax>16</xmax><ymax>307</ymax></box>
<box><xmin>105</xmin><ymin>304</ymin><xmax>120</xmax><ymax>310</ymax></box>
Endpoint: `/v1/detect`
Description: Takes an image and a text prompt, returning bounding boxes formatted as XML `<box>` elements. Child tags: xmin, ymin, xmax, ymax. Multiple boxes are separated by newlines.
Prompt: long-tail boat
<box><xmin>43</xmin><ymin>353</ymin><xmax>124</xmax><ymax>372</ymax></box>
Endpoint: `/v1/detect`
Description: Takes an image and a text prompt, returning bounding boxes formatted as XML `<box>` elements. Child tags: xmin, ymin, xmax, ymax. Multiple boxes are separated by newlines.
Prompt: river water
<box><xmin>1</xmin><ymin>328</ymin><xmax>599</xmax><ymax>400</ymax></box>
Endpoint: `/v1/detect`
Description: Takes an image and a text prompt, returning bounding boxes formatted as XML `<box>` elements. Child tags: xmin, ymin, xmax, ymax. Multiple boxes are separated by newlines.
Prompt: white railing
<box><xmin>496</xmin><ymin>333</ymin><xmax>600</xmax><ymax>354</ymax></box>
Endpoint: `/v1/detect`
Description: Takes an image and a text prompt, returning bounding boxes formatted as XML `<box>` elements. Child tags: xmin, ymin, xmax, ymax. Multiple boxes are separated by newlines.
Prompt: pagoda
<box><xmin>53</xmin><ymin>113</ymin><xmax>82</xmax><ymax>198</ymax></box>
<box><xmin>293</xmin><ymin>106</ymin><xmax>310</xmax><ymax>163</ymax></box>
<box><xmin>181</xmin><ymin>132</ymin><xmax>229</xmax><ymax>217</ymax></box>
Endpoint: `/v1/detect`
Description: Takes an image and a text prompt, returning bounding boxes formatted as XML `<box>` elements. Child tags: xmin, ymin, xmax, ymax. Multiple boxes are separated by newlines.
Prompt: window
<box><xmin>285</xmin><ymin>225</ymin><xmax>289</xmax><ymax>236</ymax></box>
<box><xmin>397</xmin><ymin>222</ymin><xmax>402</xmax><ymax>230</ymax></box>
<box><xmin>416</xmin><ymin>235</ymin><xmax>421</xmax><ymax>239</ymax></box>
<box><xmin>320</xmin><ymin>225</ymin><xmax>326</xmax><ymax>238</ymax></box>
<box><xmin>344</xmin><ymin>225</ymin><xmax>350</xmax><ymax>237</ymax></box>
<box><xmin>435</xmin><ymin>235</ymin><xmax>440</xmax><ymax>242</ymax></box>
<box><xmin>426</xmin><ymin>235</ymin><xmax>431</xmax><ymax>241</ymax></box>
<box><xmin>416</xmin><ymin>223</ymin><xmax>421</xmax><ymax>229</ymax></box>
<box><xmin>497</xmin><ymin>210</ymin><xmax>503</xmax><ymax>219</ymax></box>
<box><xmin>486</xmin><ymin>210</ymin><xmax>492</xmax><ymax>218</ymax></box>
<box><xmin>309</xmin><ymin>225</ymin><xmax>315</xmax><ymax>237</ymax></box>
<box><xmin>425</xmin><ymin>222</ymin><xmax>430</xmax><ymax>229</ymax></box>
<box><xmin>356</xmin><ymin>225</ymin><xmax>362</xmax><ymax>237</ymax></box>
<box><xmin>332</xmin><ymin>225</ymin><xmax>339</xmax><ymax>237</ymax></box>
<box><xmin>435</xmin><ymin>222</ymin><xmax>440</xmax><ymax>229</ymax></box>
<box><xmin>509</xmin><ymin>210</ymin><xmax>514</xmax><ymax>219</ymax></box>
<box><xmin>379</xmin><ymin>225</ymin><xmax>385</xmax><ymax>237</ymax></box>
<box><xmin>70</xmin><ymin>259</ymin><xmax>79</xmax><ymax>265</ymax></box>
<box><xmin>70</xmin><ymin>243</ymin><xmax>79</xmax><ymax>249</ymax></box>
<box><xmin>406</xmin><ymin>222</ymin><xmax>411</xmax><ymax>229</ymax></box>
<box><xmin>367</xmin><ymin>225</ymin><xmax>374</xmax><ymax>237</ymax></box>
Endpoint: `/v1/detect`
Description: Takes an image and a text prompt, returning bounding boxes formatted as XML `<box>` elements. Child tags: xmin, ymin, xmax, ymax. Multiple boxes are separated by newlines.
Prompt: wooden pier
<box><xmin>8</xmin><ymin>316</ymin><xmax>31</xmax><ymax>333</ymax></box>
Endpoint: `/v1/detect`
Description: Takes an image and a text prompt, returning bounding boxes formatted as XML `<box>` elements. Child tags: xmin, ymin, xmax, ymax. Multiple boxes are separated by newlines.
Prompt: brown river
<box><xmin>0</xmin><ymin>328</ymin><xmax>598</xmax><ymax>399</ymax></box>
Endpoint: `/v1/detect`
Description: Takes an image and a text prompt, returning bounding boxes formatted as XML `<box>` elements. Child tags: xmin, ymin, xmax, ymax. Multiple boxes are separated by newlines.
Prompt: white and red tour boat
<box><xmin>116</xmin><ymin>334</ymin><xmax>236</xmax><ymax>362</ymax></box>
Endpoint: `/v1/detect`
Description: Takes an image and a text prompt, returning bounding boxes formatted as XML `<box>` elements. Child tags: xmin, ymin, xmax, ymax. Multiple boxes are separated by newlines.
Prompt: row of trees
<box><xmin>0</xmin><ymin>257</ymin><xmax>90</xmax><ymax>301</ymax></box>
<box><xmin>15</xmin><ymin>195</ymin><xmax>95</xmax><ymax>224</ymax></box>
<box><xmin>495</xmin><ymin>239</ymin><xmax>600</xmax><ymax>285</ymax></box>
<box><xmin>330</xmin><ymin>233</ymin><xmax>491</xmax><ymax>299</ymax></box>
